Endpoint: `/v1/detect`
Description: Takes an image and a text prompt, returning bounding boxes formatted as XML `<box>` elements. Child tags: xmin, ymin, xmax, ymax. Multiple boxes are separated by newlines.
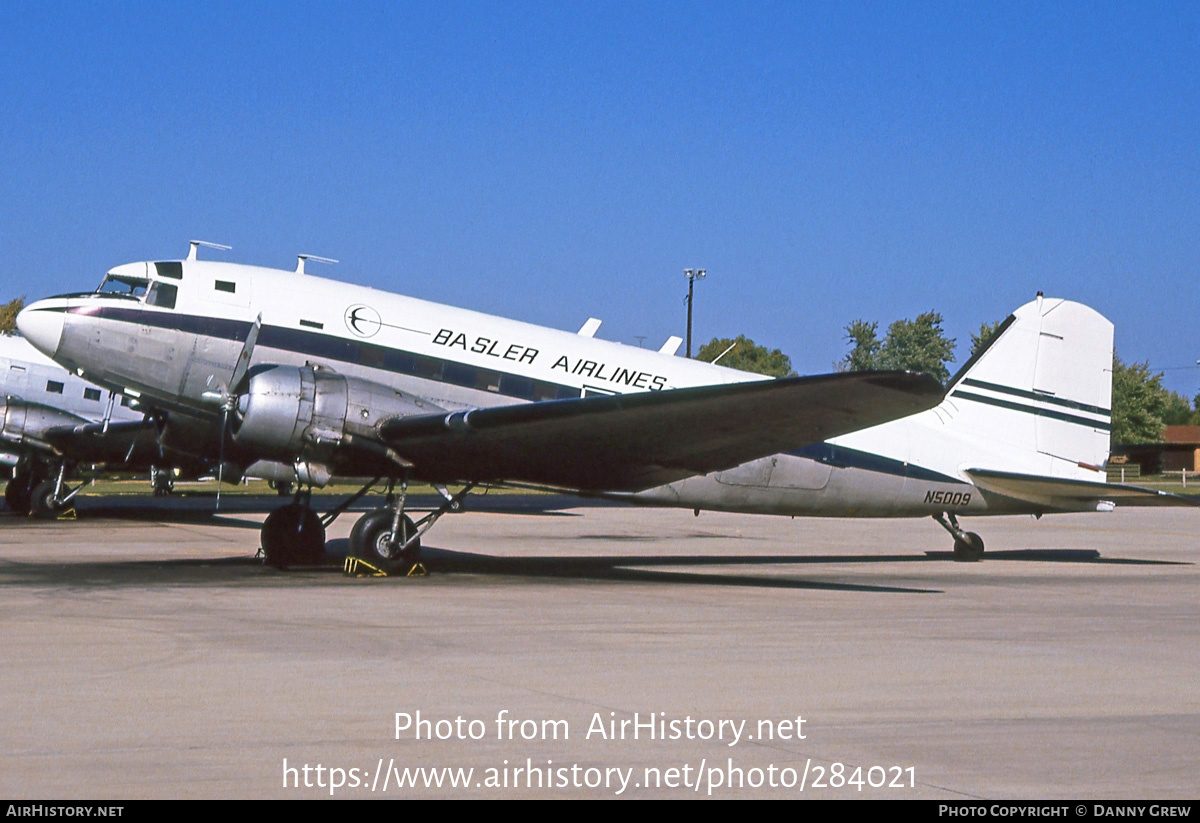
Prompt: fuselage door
<box><xmin>3</xmin><ymin>362</ymin><xmax>27</xmax><ymax>399</ymax></box>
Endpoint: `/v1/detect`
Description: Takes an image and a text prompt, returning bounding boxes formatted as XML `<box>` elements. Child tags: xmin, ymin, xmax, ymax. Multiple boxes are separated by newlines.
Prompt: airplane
<box><xmin>0</xmin><ymin>333</ymin><xmax>184</xmax><ymax>514</ymax></box>
<box><xmin>14</xmin><ymin>243</ymin><xmax>944</xmax><ymax>568</ymax></box>
<box><xmin>18</xmin><ymin>244</ymin><xmax>1189</xmax><ymax>569</ymax></box>
<box><xmin>1</xmin><ymin>329</ymin><xmax>319</xmax><ymax>517</ymax></box>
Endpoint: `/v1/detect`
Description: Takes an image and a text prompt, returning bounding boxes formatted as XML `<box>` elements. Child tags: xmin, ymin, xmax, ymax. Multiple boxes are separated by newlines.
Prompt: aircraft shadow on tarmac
<box><xmin>0</xmin><ymin>542</ymin><xmax>1186</xmax><ymax>594</ymax></box>
<box><xmin>401</xmin><ymin>545</ymin><xmax>1187</xmax><ymax>591</ymax></box>
<box><xmin>0</xmin><ymin>549</ymin><xmax>940</xmax><ymax>594</ymax></box>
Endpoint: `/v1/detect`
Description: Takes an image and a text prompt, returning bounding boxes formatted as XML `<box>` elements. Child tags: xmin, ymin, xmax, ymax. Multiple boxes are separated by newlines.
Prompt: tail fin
<box><xmin>937</xmin><ymin>295</ymin><xmax>1114</xmax><ymax>480</ymax></box>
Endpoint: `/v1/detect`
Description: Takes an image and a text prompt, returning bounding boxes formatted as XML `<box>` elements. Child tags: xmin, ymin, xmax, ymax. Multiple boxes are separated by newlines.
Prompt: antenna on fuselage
<box><xmin>296</xmin><ymin>254</ymin><xmax>338</xmax><ymax>274</ymax></box>
<box><xmin>711</xmin><ymin>341</ymin><xmax>737</xmax><ymax>364</ymax></box>
<box><xmin>187</xmin><ymin>240</ymin><xmax>232</xmax><ymax>261</ymax></box>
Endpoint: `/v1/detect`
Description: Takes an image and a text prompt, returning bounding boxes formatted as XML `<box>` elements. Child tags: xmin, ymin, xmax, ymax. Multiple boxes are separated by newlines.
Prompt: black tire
<box><xmin>5</xmin><ymin>478</ymin><xmax>32</xmax><ymax>514</ymax></box>
<box><xmin>953</xmin><ymin>532</ymin><xmax>985</xmax><ymax>562</ymax></box>
<box><xmin>349</xmin><ymin>509</ymin><xmax>420</xmax><ymax>572</ymax></box>
<box><xmin>261</xmin><ymin>503</ymin><xmax>326</xmax><ymax>569</ymax></box>
<box><xmin>29</xmin><ymin>479</ymin><xmax>66</xmax><ymax>519</ymax></box>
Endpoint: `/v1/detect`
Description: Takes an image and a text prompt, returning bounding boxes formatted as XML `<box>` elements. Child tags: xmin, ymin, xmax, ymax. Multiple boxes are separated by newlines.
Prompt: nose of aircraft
<box><xmin>16</xmin><ymin>299</ymin><xmax>66</xmax><ymax>357</ymax></box>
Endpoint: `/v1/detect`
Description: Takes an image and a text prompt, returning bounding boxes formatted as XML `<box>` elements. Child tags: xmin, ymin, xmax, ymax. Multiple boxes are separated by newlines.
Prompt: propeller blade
<box><xmin>216</xmin><ymin>406</ymin><xmax>227</xmax><ymax>510</ymax></box>
<box><xmin>229</xmin><ymin>314</ymin><xmax>262</xmax><ymax>396</ymax></box>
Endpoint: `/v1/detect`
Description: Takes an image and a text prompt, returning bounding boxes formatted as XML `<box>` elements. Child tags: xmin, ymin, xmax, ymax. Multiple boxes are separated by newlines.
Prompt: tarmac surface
<box><xmin>1</xmin><ymin>493</ymin><xmax>1196</xmax><ymax>799</ymax></box>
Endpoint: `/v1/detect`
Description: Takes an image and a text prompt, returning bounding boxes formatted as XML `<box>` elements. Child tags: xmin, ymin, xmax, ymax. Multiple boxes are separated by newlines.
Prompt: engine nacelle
<box><xmin>231</xmin><ymin>365</ymin><xmax>442</xmax><ymax>465</ymax></box>
<box><xmin>0</xmin><ymin>399</ymin><xmax>88</xmax><ymax>453</ymax></box>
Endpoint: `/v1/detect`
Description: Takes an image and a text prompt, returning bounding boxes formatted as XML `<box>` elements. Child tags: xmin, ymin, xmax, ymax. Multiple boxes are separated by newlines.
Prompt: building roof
<box><xmin>1164</xmin><ymin>425</ymin><xmax>1200</xmax><ymax>445</ymax></box>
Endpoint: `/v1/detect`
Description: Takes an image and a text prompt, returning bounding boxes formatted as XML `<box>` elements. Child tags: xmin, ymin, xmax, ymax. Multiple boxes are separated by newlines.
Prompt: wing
<box><xmin>966</xmin><ymin>468</ymin><xmax>1200</xmax><ymax>510</ymax></box>
<box><xmin>378</xmin><ymin>371</ymin><xmax>944</xmax><ymax>491</ymax></box>
<box><xmin>41</xmin><ymin>418</ymin><xmax>161</xmax><ymax>464</ymax></box>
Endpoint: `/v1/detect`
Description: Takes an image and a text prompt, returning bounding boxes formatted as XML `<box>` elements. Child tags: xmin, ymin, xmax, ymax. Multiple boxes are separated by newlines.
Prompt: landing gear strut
<box><xmin>933</xmin><ymin>512</ymin><xmax>985</xmax><ymax>562</ymax></box>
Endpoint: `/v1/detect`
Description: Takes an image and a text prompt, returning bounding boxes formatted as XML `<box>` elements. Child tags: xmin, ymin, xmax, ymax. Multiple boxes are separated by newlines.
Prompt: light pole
<box><xmin>684</xmin><ymin>268</ymin><xmax>706</xmax><ymax>358</ymax></box>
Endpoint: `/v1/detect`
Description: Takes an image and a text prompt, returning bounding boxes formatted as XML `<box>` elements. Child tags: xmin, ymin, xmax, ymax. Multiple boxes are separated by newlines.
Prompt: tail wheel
<box><xmin>953</xmin><ymin>532</ymin><xmax>985</xmax><ymax>562</ymax></box>
<box><xmin>350</xmin><ymin>509</ymin><xmax>421</xmax><ymax>572</ymax></box>
<box><xmin>261</xmin><ymin>503</ymin><xmax>326</xmax><ymax>569</ymax></box>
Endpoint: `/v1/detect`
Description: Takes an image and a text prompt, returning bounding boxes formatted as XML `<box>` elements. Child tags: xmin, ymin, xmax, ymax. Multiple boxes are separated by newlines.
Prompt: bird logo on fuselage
<box><xmin>345</xmin><ymin>304</ymin><xmax>382</xmax><ymax>338</ymax></box>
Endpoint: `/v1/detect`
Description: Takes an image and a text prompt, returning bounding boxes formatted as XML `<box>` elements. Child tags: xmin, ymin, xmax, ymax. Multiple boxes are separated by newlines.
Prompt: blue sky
<box><xmin>3</xmin><ymin>2</ymin><xmax>1198</xmax><ymax>393</ymax></box>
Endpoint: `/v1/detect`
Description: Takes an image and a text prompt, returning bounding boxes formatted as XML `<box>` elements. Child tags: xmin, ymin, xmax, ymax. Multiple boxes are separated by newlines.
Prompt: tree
<box><xmin>839</xmin><ymin>311</ymin><xmax>957</xmax><ymax>382</ymax></box>
<box><xmin>696</xmin><ymin>335</ymin><xmax>795</xmax><ymax>378</ymax></box>
<box><xmin>0</xmin><ymin>296</ymin><xmax>23</xmax><ymax>335</ymax></box>
<box><xmin>969</xmin><ymin>320</ymin><xmax>1004</xmax><ymax>358</ymax></box>
<box><xmin>876</xmin><ymin>311</ymin><xmax>957</xmax><ymax>382</ymax></box>
<box><xmin>1110</xmin><ymin>356</ymin><xmax>1169</xmax><ymax>444</ymax></box>
<box><xmin>1162</xmin><ymin>391</ymin><xmax>1196</xmax><ymax>426</ymax></box>
<box><xmin>838</xmin><ymin>320</ymin><xmax>882</xmax><ymax>372</ymax></box>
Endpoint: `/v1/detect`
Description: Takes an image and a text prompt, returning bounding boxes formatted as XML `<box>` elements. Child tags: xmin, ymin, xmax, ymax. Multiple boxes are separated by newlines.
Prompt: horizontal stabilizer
<box><xmin>966</xmin><ymin>468</ymin><xmax>1200</xmax><ymax>510</ymax></box>
<box><xmin>379</xmin><ymin>371</ymin><xmax>945</xmax><ymax>491</ymax></box>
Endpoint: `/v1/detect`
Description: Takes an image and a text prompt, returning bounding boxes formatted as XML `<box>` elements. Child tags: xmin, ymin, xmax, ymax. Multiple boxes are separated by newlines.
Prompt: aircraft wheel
<box><xmin>29</xmin><ymin>480</ymin><xmax>67</xmax><ymax>519</ymax></box>
<box><xmin>5</xmin><ymin>478</ymin><xmax>33</xmax><ymax>514</ymax></box>
<box><xmin>261</xmin><ymin>503</ymin><xmax>326</xmax><ymax>569</ymax></box>
<box><xmin>152</xmin><ymin>470</ymin><xmax>174</xmax><ymax>497</ymax></box>
<box><xmin>953</xmin><ymin>532</ymin><xmax>985</xmax><ymax>562</ymax></box>
<box><xmin>350</xmin><ymin>509</ymin><xmax>420</xmax><ymax>572</ymax></box>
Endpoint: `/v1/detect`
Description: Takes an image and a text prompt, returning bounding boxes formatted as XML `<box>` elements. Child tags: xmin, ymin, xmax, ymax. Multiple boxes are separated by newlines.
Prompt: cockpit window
<box><xmin>146</xmin><ymin>282</ymin><xmax>178</xmax><ymax>309</ymax></box>
<box><xmin>154</xmin><ymin>261</ymin><xmax>183</xmax><ymax>280</ymax></box>
<box><xmin>96</xmin><ymin>275</ymin><xmax>148</xmax><ymax>297</ymax></box>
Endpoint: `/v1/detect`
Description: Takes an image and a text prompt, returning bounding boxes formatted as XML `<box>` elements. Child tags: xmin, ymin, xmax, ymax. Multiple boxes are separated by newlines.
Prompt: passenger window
<box><xmin>46</xmin><ymin>380</ymin><xmax>64</xmax><ymax>394</ymax></box>
<box><xmin>215</xmin><ymin>280</ymin><xmax>236</xmax><ymax>293</ymax></box>
<box><xmin>84</xmin><ymin>388</ymin><xmax>101</xmax><ymax>401</ymax></box>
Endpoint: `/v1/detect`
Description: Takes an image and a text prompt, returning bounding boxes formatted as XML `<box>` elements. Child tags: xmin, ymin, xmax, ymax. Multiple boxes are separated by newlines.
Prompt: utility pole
<box><xmin>684</xmin><ymin>268</ymin><xmax>706</xmax><ymax>358</ymax></box>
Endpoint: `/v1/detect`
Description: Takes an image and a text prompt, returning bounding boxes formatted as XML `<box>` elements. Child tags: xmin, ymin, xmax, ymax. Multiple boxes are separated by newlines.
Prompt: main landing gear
<box><xmin>348</xmin><ymin>479</ymin><xmax>476</xmax><ymax>574</ymax></box>
<box><xmin>5</xmin><ymin>464</ymin><xmax>78</xmax><ymax>518</ymax></box>
<box><xmin>933</xmin><ymin>512</ymin><xmax>984</xmax><ymax>561</ymax></box>
<box><xmin>258</xmin><ymin>477</ymin><xmax>475</xmax><ymax>573</ymax></box>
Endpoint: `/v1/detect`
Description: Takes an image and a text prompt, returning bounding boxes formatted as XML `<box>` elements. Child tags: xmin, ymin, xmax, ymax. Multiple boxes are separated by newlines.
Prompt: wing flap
<box><xmin>966</xmin><ymin>468</ymin><xmax>1200</xmax><ymax>509</ymax></box>
<box><xmin>379</xmin><ymin>371</ymin><xmax>944</xmax><ymax>491</ymax></box>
